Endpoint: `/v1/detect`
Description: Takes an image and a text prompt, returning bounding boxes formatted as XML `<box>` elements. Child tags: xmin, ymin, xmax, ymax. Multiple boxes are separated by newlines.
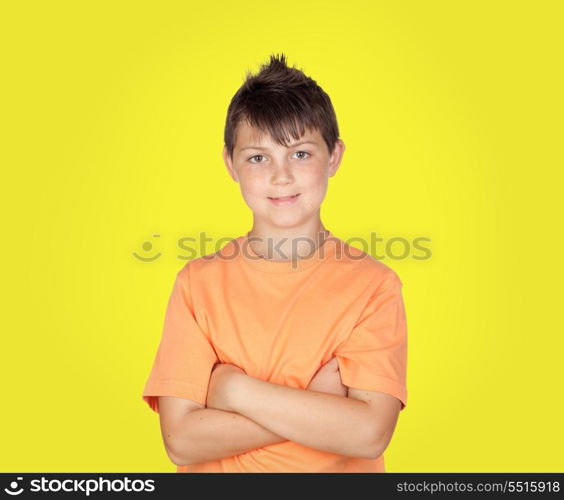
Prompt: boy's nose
<box><xmin>270</xmin><ymin>163</ymin><xmax>294</xmax><ymax>184</ymax></box>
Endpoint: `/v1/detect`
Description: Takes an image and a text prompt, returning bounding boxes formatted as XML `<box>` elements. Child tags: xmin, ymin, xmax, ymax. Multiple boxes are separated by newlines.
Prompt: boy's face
<box><xmin>222</xmin><ymin>120</ymin><xmax>345</xmax><ymax>233</ymax></box>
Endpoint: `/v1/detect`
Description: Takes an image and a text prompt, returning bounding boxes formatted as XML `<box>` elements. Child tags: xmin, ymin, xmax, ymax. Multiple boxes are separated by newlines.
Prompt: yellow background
<box><xmin>1</xmin><ymin>0</ymin><xmax>562</xmax><ymax>472</ymax></box>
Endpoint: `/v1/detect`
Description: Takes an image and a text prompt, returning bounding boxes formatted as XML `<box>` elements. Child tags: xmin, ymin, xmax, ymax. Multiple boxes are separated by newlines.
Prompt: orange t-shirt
<box><xmin>142</xmin><ymin>230</ymin><xmax>408</xmax><ymax>472</ymax></box>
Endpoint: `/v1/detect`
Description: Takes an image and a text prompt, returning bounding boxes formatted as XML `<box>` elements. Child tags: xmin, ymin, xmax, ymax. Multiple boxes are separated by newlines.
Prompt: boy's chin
<box><xmin>254</xmin><ymin>214</ymin><xmax>318</xmax><ymax>229</ymax></box>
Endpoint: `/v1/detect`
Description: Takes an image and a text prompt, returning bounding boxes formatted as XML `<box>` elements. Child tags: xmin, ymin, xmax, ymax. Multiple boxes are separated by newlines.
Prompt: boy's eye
<box><xmin>294</xmin><ymin>151</ymin><xmax>311</xmax><ymax>160</ymax></box>
<box><xmin>248</xmin><ymin>154</ymin><xmax>266</xmax><ymax>164</ymax></box>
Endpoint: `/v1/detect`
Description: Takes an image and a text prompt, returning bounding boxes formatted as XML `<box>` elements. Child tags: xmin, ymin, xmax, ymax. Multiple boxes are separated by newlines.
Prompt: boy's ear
<box><xmin>222</xmin><ymin>146</ymin><xmax>239</xmax><ymax>183</ymax></box>
<box><xmin>328</xmin><ymin>139</ymin><xmax>345</xmax><ymax>178</ymax></box>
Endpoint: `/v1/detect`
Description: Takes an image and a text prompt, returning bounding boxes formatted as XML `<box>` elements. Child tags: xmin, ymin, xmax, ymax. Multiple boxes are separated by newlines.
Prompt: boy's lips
<box><xmin>267</xmin><ymin>193</ymin><xmax>300</xmax><ymax>206</ymax></box>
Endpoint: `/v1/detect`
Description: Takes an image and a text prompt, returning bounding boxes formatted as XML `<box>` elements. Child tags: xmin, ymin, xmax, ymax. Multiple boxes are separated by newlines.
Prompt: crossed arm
<box><xmin>164</xmin><ymin>359</ymin><xmax>402</xmax><ymax>466</ymax></box>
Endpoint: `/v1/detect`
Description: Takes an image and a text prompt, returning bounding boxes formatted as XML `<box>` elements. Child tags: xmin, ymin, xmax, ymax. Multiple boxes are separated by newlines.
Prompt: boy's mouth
<box><xmin>268</xmin><ymin>194</ymin><xmax>300</xmax><ymax>201</ymax></box>
<box><xmin>267</xmin><ymin>193</ymin><xmax>301</xmax><ymax>205</ymax></box>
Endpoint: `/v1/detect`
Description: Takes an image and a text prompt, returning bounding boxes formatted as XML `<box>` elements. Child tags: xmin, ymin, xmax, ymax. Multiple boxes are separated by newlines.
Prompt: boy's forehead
<box><xmin>235</xmin><ymin>120</ymin><xmax>322</xmax><ymax>151</ymax></box>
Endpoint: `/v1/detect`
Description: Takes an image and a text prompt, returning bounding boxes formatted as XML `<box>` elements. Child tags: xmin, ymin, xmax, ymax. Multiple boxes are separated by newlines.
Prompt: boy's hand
<box><xmin>206</xmin><ymin>362</ymin><xmax>246</xmax><ymax>411</ymax></box>
<box><xmin>306</xmin><ymin>357</ymin><xmax>348</xmax><ymax>397</ymax></box>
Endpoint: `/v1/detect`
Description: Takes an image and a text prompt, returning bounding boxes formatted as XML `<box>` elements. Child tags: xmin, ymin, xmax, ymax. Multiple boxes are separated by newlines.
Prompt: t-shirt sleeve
<box><xmin>335</xmin><ymin>271</ymin><xmax>408</xmax><ymax>411</ymax></box>
<box><xmin>141</xmin><ymin>265</ymin><xmax>218</xmax><ymax>413</ymax></box>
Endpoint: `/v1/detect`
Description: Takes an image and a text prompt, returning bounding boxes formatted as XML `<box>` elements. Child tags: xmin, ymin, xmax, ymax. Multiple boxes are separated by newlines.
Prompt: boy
<box><xmin>142</xmin><ymin>53</ymin><xmax>408</xmax><ymax>472</ymax></box>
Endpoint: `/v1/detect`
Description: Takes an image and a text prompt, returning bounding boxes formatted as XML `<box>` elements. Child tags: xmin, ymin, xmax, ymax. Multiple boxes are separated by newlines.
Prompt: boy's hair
<box><xmin>224</xmin><ymin>53</ymin><xmax>340</xmax><ymax>160</ymax></box>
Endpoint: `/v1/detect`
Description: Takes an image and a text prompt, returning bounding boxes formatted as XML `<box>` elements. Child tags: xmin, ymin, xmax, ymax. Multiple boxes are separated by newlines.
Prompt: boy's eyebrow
<box><xmin>239</xmin><ymin>141</ymin><xmax>318</xmax><ymax>152</ymax></box>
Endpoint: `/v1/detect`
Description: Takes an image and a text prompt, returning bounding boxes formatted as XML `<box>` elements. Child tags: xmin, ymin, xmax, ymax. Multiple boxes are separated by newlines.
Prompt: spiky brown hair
<box><xmin>224</xmin><ymin>53</ymin><xmax>340</xmax><ymax>159</ymax></box>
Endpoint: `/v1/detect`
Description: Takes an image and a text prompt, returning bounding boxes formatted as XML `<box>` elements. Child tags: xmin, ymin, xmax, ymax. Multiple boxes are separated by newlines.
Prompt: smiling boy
<box><xmin>142</xmin><ymin>53</ymin><xmax>408</xmax><ymax>472</ymax></box>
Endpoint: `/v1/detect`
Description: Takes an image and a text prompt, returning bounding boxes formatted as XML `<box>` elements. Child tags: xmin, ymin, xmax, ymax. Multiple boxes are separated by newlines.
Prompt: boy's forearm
<box><xmin>170</xmin><ymin>407</ymin><xmax>287</xmax><ymax>466</ymax></box>
<box><xmin>228</xmin><ymin>375</ymin><xmax>378</xmax><ymax>459</ymax></box>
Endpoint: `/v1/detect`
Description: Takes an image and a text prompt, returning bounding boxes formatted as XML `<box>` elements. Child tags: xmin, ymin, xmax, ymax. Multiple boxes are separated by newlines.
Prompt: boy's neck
<box><xmin>247</xmin><ymin>225</ymin><xmax>330</xmax><ymax>261</ymax></box>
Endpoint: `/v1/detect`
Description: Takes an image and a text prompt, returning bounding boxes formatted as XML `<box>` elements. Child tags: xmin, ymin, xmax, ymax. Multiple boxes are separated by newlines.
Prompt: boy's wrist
<box><xmin>207</xmin><ymin>363</ymin><xmax>248</xmax><ymax>411</ymax></box>
<box><xmin>225</xmin><ymin>372</ymin><xmax>253</xmax><ymax>412</ymax></box>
